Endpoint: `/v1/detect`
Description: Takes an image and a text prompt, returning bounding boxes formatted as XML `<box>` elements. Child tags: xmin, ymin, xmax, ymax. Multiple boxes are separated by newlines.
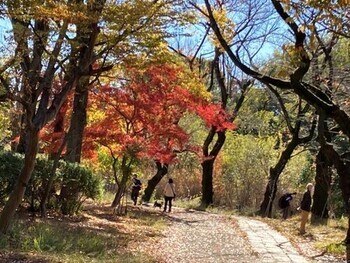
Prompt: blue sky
<box><xmin>0</xmin><ymin>18</ymin><xmax>11</xmax><ymax>45</ymax></box>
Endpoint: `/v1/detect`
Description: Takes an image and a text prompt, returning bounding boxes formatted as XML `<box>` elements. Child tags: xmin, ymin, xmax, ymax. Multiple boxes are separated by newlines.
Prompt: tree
<box><xmin>180</xmin><ymin>0</ymin><xmax>280</xmax><ymax>208</ymax></box>
<box><xmin>203</xmin><ymin>0</ymin><xmax>350</xmax><ymax>135</ymax></box>
<box><xmin>259</xmin><ymin>94</ymin><xmax>316</xmax><ymax>217</ymax></box>
<box><xmin>85</xmin><ymin>64</ymin><xmax>234</xmax><ymax>207</ymax></box>
<box><xmin>0</xmin><ymin>0</ymin><xmax>193</xmax><ymax>221</ymax></box>
<box><xmin>202</xmin><ymin>0</ymin><xmax>350</xmax><ymax>257</ymax></box>
<box><xmin>0</xmin><ymin>0</ymin><xmax>109</xmax><ymax>232</ymax></box>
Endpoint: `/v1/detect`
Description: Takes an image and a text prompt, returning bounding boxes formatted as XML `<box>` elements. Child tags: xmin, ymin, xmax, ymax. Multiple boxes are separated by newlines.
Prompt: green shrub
<box><xmin>0</xmin><ymin>151</ymin><xmax>23</xmax><ymax>204</ymax></box>
<box><xmin>0</xmin><ymin>151</ymin><xmax>103</xmax><ymax>215</ymax></box>
<box><xmin>25</xmin><ymin>157</ymin><xmax>62</xmax><ymax>211</ymax></box>
<box><xmin>60</xmin><ymin>162</ymin><xmax>103</xmax><ymax>215</ymax></box>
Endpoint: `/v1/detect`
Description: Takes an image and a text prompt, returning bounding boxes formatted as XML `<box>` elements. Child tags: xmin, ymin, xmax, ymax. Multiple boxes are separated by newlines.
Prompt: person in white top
<box><xmin>163</xmin><ymin>178</ymin><xmax>176</xmax><ymax>213</ymax></box>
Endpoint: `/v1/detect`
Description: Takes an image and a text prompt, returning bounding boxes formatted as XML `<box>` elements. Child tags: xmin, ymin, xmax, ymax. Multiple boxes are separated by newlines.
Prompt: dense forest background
<box><xmin>0</xmin><ymin>1</ymin><xmax>349</xmax><ymax>253</ymax></box>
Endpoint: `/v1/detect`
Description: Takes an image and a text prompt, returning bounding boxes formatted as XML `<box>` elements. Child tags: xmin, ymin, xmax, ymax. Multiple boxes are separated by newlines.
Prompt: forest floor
<box><xmin>0</xmin><ymin>201</ymin><xmax>347</xmax><ymax>263</ymax></box>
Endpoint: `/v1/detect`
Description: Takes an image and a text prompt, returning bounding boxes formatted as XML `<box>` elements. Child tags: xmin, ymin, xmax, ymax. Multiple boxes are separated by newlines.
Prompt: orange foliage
<box><xmin>85</xmin><ymin>64</ymin><xmax>235</xmax><ymax>164</ymax></box>
<box><xmin>39</xmin><ymin>64</ymin><xmax>235</xmax><ymax>164</ymax></box>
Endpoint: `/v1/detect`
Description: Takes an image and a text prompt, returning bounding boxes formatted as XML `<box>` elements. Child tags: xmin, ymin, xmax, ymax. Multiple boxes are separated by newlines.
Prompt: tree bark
<box><xmin>60</xmin><ymin>6</ymin><xmax>103</xmax><ymax>211</ymax></box>
<box><xmin>0</xmin><ymin>128</ymin><xmax>39</xmax><ymax>233</ymax></box>
<box><xmin>59</xmin><ymin>76</ymin><xmax>89</xmax><ymax>214</ymax></box>
<box><xmin>40</xmin><ymin>136</ymin><xmax>67</xmax><ymax>218</ymax></box>
<box><xmin>259</xmin><ymin>136</ymin><xmax>299</xmax><ymax>217</ymax></box>
<box><xmin>201</xmin><ymin>128</ymin><xmax>226</xmax><ymax>207</ymax></box>
<box><xmin>321</xmin><ymin>144</ymin><xmax>350</xmax><ymax>246</ymax></box>
<box><xmin>259</xmin><ymin>104</ymin><xmax>315</xmax><ymax>217</ymax></box>
<box><xmin>110</xmin><ymin>156</ymin><xmax>132</xmax><ymax>210</ymax></box>
<box><xmin>311</xmin><ymin>148</ymin><xmax>331</xmax><ymax>224</ymax></box>
<box><xmin>65</xmin><ymin>78</ymin><xmax>89</xmax><ymax>163</ymax></box>
<box><xmin>201</xmin><ymin>158</ymin><xmax>215</xmax><ymax>206</ymax></box>
<box><xmin>111</xmin><ymin>174</ymin><xmax>128</xmax><ymax>209</ymax></box>
<box><xmin>142</xmin><ymin>161</ymin><xmax>168</xmax><ymax>202</ymax></box>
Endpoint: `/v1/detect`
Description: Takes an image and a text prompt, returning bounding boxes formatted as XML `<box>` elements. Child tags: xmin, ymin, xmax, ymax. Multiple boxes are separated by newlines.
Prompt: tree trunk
<box><xmin>311</xmin><ymin>148</ymin><xmax>331</xmax><ymax>224</ymax></box>
<box><xmin>60</xmin><ymin>78</ymin><xmax>89</xmax><ymax>214</ymax></box>
<box><xmin>0</xmin><ymin>128</ymin><xmax>39</xmax><ymax>233</ymax></box>
<box><xmin>259</xmin><ymin>172</ymin><xmax>278</xmax><ymax>218</ymax></box>
<box><xmin>111</xmin><ymin>168</ymin><xmax>130</xmax><ymax>208</ymax></box>
<box><xmin>321</xmin><ymin>144</ymin><xmax>350</xmax><ymax>246</ymax></box>
<box><xmin>201</xmin><ymin>129</ymin><xmax>226</xmax><ymax>208</ymax></box>
<box><xmin>65</xmin><ymin>79</ymin><xmax>89</xmax><ymax>163</ymax></box>
<box><xmin>259</xmin><ymin>137</ymin><xmax>299</xmax><ymax>217</ymax></box>
<box><xmin>201</xmin><ymin>158</ymin><xmax>214</xmax><ymax>207</ymax></box>
<box><xmin>41</xmin><ymin>103</ymin><xmax>68</xmax><ymax>217</ymax></box>
<box><xmin>142</xmin><ymin>161</ymin><xmax>168</xmax><ymax>202</ymax></box>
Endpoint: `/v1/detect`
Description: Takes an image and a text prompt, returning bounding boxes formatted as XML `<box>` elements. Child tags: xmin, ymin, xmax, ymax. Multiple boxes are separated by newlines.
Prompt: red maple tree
<box><xmin>85</xmin><ymin>64</ymin><xmax>235</xmax><ymax>164</ymax></box>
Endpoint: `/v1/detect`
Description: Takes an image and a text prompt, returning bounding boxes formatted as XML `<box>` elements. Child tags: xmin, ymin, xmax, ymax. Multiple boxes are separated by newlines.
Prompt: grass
<box><xmin>174</xmin><ymin>197</ymin><xmax>202</xmax><ymax>210</ymax></box>
<box><xmin>0</xmin><ymin>203</ymin><xmax>166</xmax><ymax>263</ymax></box>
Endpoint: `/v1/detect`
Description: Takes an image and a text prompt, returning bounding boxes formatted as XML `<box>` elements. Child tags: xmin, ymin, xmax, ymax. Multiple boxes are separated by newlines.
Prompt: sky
<box><xmin>0</xmin><ymin>18</ymin><xmax>11</xmax><ymax>45</ymax></box>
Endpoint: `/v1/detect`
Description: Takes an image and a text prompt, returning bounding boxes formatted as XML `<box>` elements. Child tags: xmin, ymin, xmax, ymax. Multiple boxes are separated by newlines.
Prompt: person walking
<box><xmin>163</xmin><ymin>178</ymin><xmax>176</xmax><ymax>213</ymax></box>
<box><xmin>131</xmin><ymin>174</ymin><xmax>142</xmax><ymax>205</ymax></box>
<box><xmin>299</xmin><ymin>183</ymin><xmax>313</xmax><ymax>234</ymax></box>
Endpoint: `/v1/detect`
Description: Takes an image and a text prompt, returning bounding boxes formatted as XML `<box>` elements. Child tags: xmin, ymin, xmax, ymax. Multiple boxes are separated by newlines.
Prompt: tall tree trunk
<box><xmin>201</xmin><ymin>129</ymin><xmax>226</xmax><ymax>207</ymax></box>
<box><xmin>142</xmin><ymin>161</ymin><xmax>168</xmax><ymax>202</ymax></box>
<box><xmin>200</xmin><ymin>49</ymin><xmax>249</xmax><ymax>208</ymax></box>
<box><xmin>259</xmin><ymin>137</ymin><xmax>299</xmax><ymax>217</ymax></box>
<box><xmin>321</xmin><ymin>144</ymin><xmax>350</xmax><ymax>254</ymax></box>
<box><xmin>60</xmin><ymin>78</ymin><xmax>89</xmax><ymax>214</ymax></box>
<box><xmin>311</xmin><ymin>148</ymin><xmax>331</xmax><ymax>224</ymax></box>
<box><xmin>40</xmin><ymin>136</ymin><xmax>67</xmax><ymax>218</ymax></box>
<box><xmin>41</xmin><ymin>103</ymin><xmax>68</xmax><ymax>217</ymax></box>
<box><xmin>201</xmin><ymin>158</ymin><xmax>215</xmax><ymax>206</ymax></box>
<box><xmin>0</xmin><ymin>128</ymin><xmax>39</xmax><ymax>233</ymax></box>
<box><xmin>65</xmin><ymin>79</ymin><xmax>89</xmax><ymax>163</ymax></box>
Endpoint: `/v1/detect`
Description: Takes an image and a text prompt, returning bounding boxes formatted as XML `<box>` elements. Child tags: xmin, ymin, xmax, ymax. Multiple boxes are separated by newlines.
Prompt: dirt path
<box><xmin>139</xmin><ymin>207</ymin><xmax>257</xmax><ymax>263</ymax></box>
<box><xmin>137</xmin><ymin>206</ymin><xmax>345</xmax><ymax>263</ymax></box>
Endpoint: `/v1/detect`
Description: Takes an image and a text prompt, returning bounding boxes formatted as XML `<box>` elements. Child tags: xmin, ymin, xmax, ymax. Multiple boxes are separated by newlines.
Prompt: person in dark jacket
<box><xmin>279</xmin><ymin>192</ymin><xmax>296</xmax><ymax>219</ymax></box>
<box><xmin>299</xmin><ymin>183</ymin><xmax>313</xmax><ymax>234</ymax></box>
<box><xmin>131</xmin><ymin>174</ymin><xmax>142</xmax><ymax>205</ymax></box>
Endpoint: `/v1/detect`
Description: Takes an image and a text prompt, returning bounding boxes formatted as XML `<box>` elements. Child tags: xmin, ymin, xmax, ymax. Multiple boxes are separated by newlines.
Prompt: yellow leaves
<box><xmin>305</xmin><ymin>0</ymin><xmax>349</xmax><ymax>8</ymax></box>
<box><xmin>339</xmin><ymin>0</ymin><xmax>350</xmax><ymax>6</ymax></box>
<box><xmin>8</xmin><ymin>1</ymin><xmax>90</xmax><ymax>23</ymax></box>
<box><xmin>35</xmin><ymin>4</ymin><xmax>88</xmax><ymax>24</ymax></box>
<box><xmin>177</xmin><ymin>67</ymin><xmax>211</xmax><ymax>100</ymax></box>
<box><xmin>87</xmin><ymin>103</ymin><xmax>106</xmax><ymax>125</ymax></box>
<box><xmin>285</xmin><ymin>17</ymin><xmax>294</xmax><ymax>25</ymax></box>
<box><xmin>208</xmin><ymin>8</ymin><xmax>235</xmax><ymax>49</ymax></box>
<box><xmin>282</xmin><ymin>44</ymin><xmax>306</xmax><ymax>68</ymax></box>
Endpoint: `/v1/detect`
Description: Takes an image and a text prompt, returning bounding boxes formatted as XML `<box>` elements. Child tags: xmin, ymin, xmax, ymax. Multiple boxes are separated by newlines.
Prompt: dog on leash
<box><xmin>153</xmin><ymin>200</ymin><xmax>163</xmax><ymax>209</ymax></box>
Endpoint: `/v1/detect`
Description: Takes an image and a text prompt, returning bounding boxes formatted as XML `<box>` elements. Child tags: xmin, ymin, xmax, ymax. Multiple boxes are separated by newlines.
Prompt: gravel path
<box><xmin>146</xmin><ymin>208</ymin><xmax>257</xmax><ymax>263</ymax></box>
<box><xmin>137</xmin><ymin>206</ymin><xmax>345</xmax><ymax>263</ymax></box>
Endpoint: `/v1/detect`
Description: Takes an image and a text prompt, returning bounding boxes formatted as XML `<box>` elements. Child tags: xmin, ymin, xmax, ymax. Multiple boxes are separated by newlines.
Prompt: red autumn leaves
<box><xmin>41</xmin><ymin>64</ymin><xmax>235</xmax><ymax>163</ymax></box>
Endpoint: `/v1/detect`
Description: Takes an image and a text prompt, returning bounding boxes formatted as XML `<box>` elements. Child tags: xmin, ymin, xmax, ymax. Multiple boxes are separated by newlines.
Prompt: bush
<box><xmin>0</xmin><ymin>151</ymin><xmax>103</xmax><ymax>215</ymax></box>
<box><xmin>60</xmin><ymin>162</ymin><xmax>103</xmax><ymax>215</ymax></box>
<box><xmin>0</xmin><ymin>151</ymin><xmax>23</xmax><ymax>204</ymax></box>
<box><xmin>26</xmin><ymin>157</ymin><xmax>60</xmax><ymax>211</ymax></box>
